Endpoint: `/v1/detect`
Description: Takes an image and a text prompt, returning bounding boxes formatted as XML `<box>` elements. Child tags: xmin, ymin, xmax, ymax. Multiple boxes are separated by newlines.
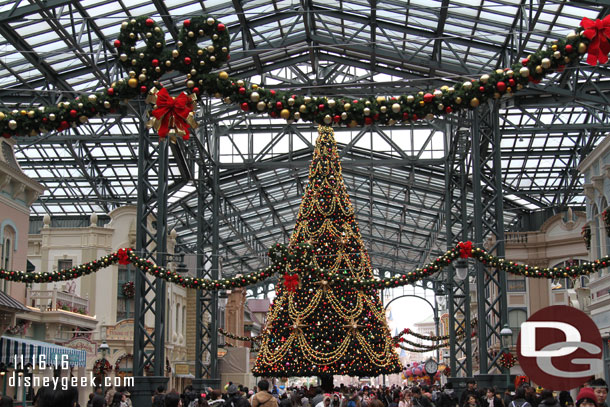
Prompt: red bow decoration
<box><xmin>117</xmin><ymin>248</ymin><xmax>130</xmax><ymax>265</ymax></box>
<box><xmin>458</xmin><ymin>241</ymin><xmax>473</xmax><ymax>258</ymax></box>
<box><xmin>283</xmin><ymin>273</ymin><xmax>299</xmax><ymax>292</ymax></box>
<box><xmin>148</xmin><ymin>88</ymin><xmax>198</xmax><ymax>140</ymax></box>
<box><xmin>581</xmin><ymin>16</ymin><xmax>610</xmax><ymax>65</ymax></box>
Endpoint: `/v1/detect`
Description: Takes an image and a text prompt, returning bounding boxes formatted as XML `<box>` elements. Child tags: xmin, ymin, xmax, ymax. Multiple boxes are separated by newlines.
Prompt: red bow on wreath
<box><xmin>458</xmin><ymin>241</ymin><xmax>473</xmax><ymax>258</ymax></box>
<box><xmin>283</xmin><ymin>273</ymin><xmax>299</xmax><ymax>292</ymax></box>
<box><xmin>148</xmin><ymin>88</ymin><xmax>198</xmax><ymax>140</ymax></box>
<box><xmin>117</xmin><ymin>248</ymin><xmax>130</xmax><ymax>265</ymax></box>
<box><xmin>581</xmin><ymin>16</ymin><xmax>610</xmax><ymax>65</ymax></box>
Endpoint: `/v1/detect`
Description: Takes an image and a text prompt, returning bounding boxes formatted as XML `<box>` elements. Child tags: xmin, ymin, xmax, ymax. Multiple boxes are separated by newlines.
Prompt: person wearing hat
<box><xmin>576</xmin><ymin>388</ymin><xmax>598</xmax><ymax>407</ymax></box>
<box><xmin>225</xmin><ymin>384</ymin><xmax>251</xmax><ymax>407</ymax></box>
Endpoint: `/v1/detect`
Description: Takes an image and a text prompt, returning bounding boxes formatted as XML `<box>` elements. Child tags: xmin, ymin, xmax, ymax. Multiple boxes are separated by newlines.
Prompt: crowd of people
<box><xmin>0</xmin><ymin>376</ymin><xmax>607</xmax><ymax>407</ymax></box>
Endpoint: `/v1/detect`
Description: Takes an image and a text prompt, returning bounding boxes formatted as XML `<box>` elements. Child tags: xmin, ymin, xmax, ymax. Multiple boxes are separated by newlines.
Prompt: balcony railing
<box><xmin>26</xmin><ymin>289</ymin><xmax>89</xmax><ymax>315</ymax></box>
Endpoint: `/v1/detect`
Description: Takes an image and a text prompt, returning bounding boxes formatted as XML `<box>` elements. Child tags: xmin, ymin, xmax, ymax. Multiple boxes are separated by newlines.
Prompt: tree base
<box><xmin>320</xmin><ymin>374</ymin><xmax>334</xmax><ymax>392</ymax></box>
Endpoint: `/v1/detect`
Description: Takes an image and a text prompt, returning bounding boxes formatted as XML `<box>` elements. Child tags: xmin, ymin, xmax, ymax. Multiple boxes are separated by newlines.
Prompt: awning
<box><xmin>0</xmin><ymin>336</ymin><xmax>86</xmax><ymax>367</ymax></box>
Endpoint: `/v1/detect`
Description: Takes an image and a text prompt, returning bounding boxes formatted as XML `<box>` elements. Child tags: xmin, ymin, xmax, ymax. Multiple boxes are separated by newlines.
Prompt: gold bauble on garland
<box><xmin>470</xmin><ymin>98</ymin><xmax>480</xmax><ymax>108</ymax></box>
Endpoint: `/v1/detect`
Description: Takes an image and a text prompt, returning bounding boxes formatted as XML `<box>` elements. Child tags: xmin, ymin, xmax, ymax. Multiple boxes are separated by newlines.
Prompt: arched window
<box><xmin>602</xmin><ymin>197</ymin><xmax>610</xmax><ymax>257</ymax></box>
<box><xmin>116</xmin><ymin>264</ymin><xmax>135</xmax><ymax>321</ymax></box>
<box><xmin>0</xmin><ymin>225</ymin><xmax>16</xmax><ymax>293</ymax></box>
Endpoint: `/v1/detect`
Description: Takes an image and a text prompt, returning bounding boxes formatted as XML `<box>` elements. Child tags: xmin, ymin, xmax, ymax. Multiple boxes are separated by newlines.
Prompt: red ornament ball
<box><xmin>270</xmin><ymin>90</ymin><xmax>275</xmax><ymax>96</ymax></box>
<box><xmin>69</xmin><ymin>109</ymin><xmax>78</xmax><ymax>118</ymax></box>
<box><xmin>565</xmin><ymin>44</ymin><xmax>573</xmax><ymax>53</ymax></box>
<box><xmin>318</xmin><ymin>104</ymin><xmax>325</xmax><ymax>110</ymax></box>
<box><xmin>238</xmin><ymin>87</ymin><xmax>246</xmax><ymax>95</ymax></box>
<box><xmin>217</xmin><ymin>23</ymin><xmax>225</xmax><ymax>31</ymax></box>
<box><xmin>276</xmin><ymin>101</ymin><xmax>283</xmax><ymax>109</ymax></box>
<box><xmin>183</xmin><ymin>19</ymin><xmax>191</xmax><ymax>27</ymax></box>
<box><xmin>114</xmin><ymin>40</ymin><xmax>121</xmax><ymax>48</ymax></box>
<box><xmin>445</xmin><ymin>106</ymin><xmax>453</xmax><ymax>113</ymax></box>
<box><xmin>423</xmin><ymin>93</ymin><xmax>434</xmax><ymax>103</ymax></box>
<box><xmin>364</xmin><ymin>117</ymin><xmax>373</xmax><ymax>125</ymax></box>
<box><xmin>193</xmin><ymin>87</ymin><xmax>200</xmax><ymax>94</ymax></box>
<box><xmin>140</xmin><ymin>86</ymin><xmax>147</xmax><ymax>93</ymax></box>
<box><xmin>479</xmin><ymin>86</ymin><xmax>485</xmax><ymax>92</ymax></box>
<box><xmin>270</xmin><ymin>111</ymin><xmax>277</xmax><ymax>118</ymax></box>
<box><xmin>508</xmin><ymin>78</ymin><xmax>515</xmax><ymax>87</ymax></box>
<box><xmin>496</xmin><ymin>81</ymin><xmax>507</xmax><ymax>92</ymax></box>
<box><xmin>145</xmin><ymin>18</ymin><xmax>154</xmax><ymax>27</ymax></box>
<box><xmin>59</xmin><ymin>121</ymin><xmax>70</xmax><ymax>131</ymax></box>
<box><xmin>402</xmin><ymin>112</ymin><xmax>409</xmax><ymax>120</ymax></box>
<box><xmin>107</xmin><ymin>87</ymin><xmax>115</xmax><ymax>96</ymax></box>
<box><xmin>373</xmin><ymin>113</ymin><xmax>379</xmax><ymax>121</ymax></box>
<box><xmin>353</xmin><ymin>99</ymin><xmax>359</xmax><ymax>104</ymax></box>
<box><xmin>152</xmin><ymin>59</ymin><xmax>159</xmax><ymax>67</ymax></box>
<box><xmin>42</xmin><ymin>117</ymin><xmax>48</xmax><ymax>124</ymax></box>
<box><xmin>241</xmin><ymin>102</ymin><xmax>249</xmax><ymax>111</ymax></box>
<box><xmin>522</xmin><ymin>58</ymin><xmax>529</xmax><ymax>66</ymax></box>
<box><xmin>184</xmin><ymin>57</ymin><xmax>191</xmax><ymax>65</ymax></box>
<box><xmin>412</xmin><ymin>114</ymin><xmax>418</xmax><ymax>120</ymax></box>
<box><xmin>333</xmin><ymin>115</ymin><xmax>341</xmax><ymax>123</ymax></box>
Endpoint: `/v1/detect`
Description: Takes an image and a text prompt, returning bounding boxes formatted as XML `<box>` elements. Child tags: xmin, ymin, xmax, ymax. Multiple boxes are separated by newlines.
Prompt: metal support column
<box><xmin>444</xmin><ymin>118</ymin><xmax>473</xmax><ymax>380</ymax></box>
<box><xmin>471</xmin><ymin>102</ymin><xmax>509</xmax><ymax>386</ymax></box>
<box><xmin>192</xmin><ymin>116</ymin><xmax>221</xmax><ymax>391</ymax></box>
<box><xmin>131</xmin><ymin>107</ymin><xmax>169</xmax><ymax>405</ymax></box>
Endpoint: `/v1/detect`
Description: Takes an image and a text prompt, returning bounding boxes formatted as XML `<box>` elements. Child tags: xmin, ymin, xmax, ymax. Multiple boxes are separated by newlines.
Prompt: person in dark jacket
<box><xmin>508</xmin><ymin>388</ymin><xmax>532</xmax><ymax>407</ymax></box>
<box><xmin>481</xmin><ymin>388</ymin><xmax>503</xmax><ymax>407</ymax></box>
<box><xmin>437</xmin><ymin>383</ymin><xmax>458</xmax><ymax>407</ymax></box>
<box><xmin>225</xmin><ymin>385</ymin><xmax>250</xmax><ymax>407</ymax></box>
<box><xmin>412</xmin><ymin>387</ymin><xmax>433</xmax><ymax>407</ymax></box>
<box><xmin>460</xmin><ymin>381</ymin><xmax>478</xmax><ymax>407</ymax></box>
<box><xmin>538</xmin><ymin>391</ymin><xmax>559</xmax><ymax>407</ymax></box>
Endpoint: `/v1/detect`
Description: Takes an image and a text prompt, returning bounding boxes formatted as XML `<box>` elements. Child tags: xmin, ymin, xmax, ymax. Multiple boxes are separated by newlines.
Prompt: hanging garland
<box><xmin>499</xmin><ymin>352</ymin><xmax>516</xmax><ymax>368</ymax></box>
<box><xmin>397</xmin><ymin>342</ymin><xmax>450</xmax><ymax>352</ymax></box>
<box><xmin>218</xmin><ymin>328</ymin><xmax>263</xmax><ymax>343</ymax></box>
<box><xmin>114</xmin><ymin>353</ymin><xmax>133</xmax><ymax>372</ymax></box>
<box><xmin>121</xmin><ymin>281</ymin><xmax>135</xmax><ymax>298</ymax></box>
<box><xmin>396</xmin><ymin>337</ymin><xmax>459</xmax><ymax>349</ymax></box>
<box><xmin>0</xmin><ymin>15</ymin><xmax>607</xmax><ymax>137</ymax></box>
<box><xmin>393</xmin><ymin>319</ymin><xmax>477</xmax><ymax>341</ymax></box>
<box><xmin>582</xmin><ymin>225</ymin><xmax>592</xmax><ymax>250</ymax></box>
<box><xmin>93</xmin><ymin>359</ymin><xmax>112</xmax><ymax>376</ymax></box>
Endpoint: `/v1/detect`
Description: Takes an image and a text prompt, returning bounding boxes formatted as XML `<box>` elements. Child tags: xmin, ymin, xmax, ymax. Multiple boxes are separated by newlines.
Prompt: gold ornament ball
<box><xmin>79</xmin><ymin>115</ymin><xmax>88</xmax><ymax>124</ymax></box>
<box><xmin>437</xmin><ymin>103</ymin><xmax>444</xmax><ymax>111</ymax></box>
<box><xmin>388</xmin><ymin>119</ymin><xmax>396</xmax><ymax>125</ymax></box>
<box><xmin>480</xmin><ymin>74</ymin><xmax>490</xmax><ymax>84</ymax></box>
<box><xmin>138</xmin><ymin>74</ymin><xmax>147</xmax><ymax>82</ymax></box>
<box><xmin>434</xmin><ymin>89</ymin><xmax>443</xmax><ymax>98</ymax></box>
<box><xmin>448</xmin><ymin>87</ymin><xmax>455</xmax><ymax>94</ymax></box>
<box><xmin>293</xmin><ymin>112</ymin><xmax>301</xmax><ymax>120</ymax></box>
<box><xmin>406</xmin><ymin>95</ymin><xmax>415</xmax><ymax>103</ymax></box>
<box><xmin>288</xmin><ymin>97</ymin><xmax>295</xmax><ymax>106</ymax></box>
<box><xmin>27</xmin><ymin>110</ymin><xmax>35</xmax><ymax>118</ymax></box>
<box><xmin>567</xmin><ymin>31</ymin><xmax>578</xmax><ymax>40</ymax></box>
<box><xmin>187</xmin><ymin>31</ymin><xmax>194</xmax><ymax>38</ymax></box>
<box><xmin>535</xmin><ymin>65</ymin><xmax>543</xmax><ymax>74</ymax></box>
<box><xmin>541</xmin><ymin>58</ymin><xmax>551</xmax><ymax>69</ymax></box>
<box><xmin>281</xmin><ymin>109</ymin><xmax>291</xmax><ymax>120</ymax></box>
<box><xmin>380</xmin><ymin>106</ymin><xmax>387</xmax><ymax>113</ymax></box>
<box><xmin>519</xmin><ymin>67</ymin><xmax>530</xmax><ymax>77</ymax></box>
<box><xmin>257</xmin><ymin>101</ymin><xmax>266</xmax><ymax>111</ymax></box>
<box><xmin>219</xmin><ymin>71</ymin><xmax>229</xmax><ymax>80</ymax></box>
<box><xmin>172</xmin><ymin>50</ymin><xmax>179</xmax><ymax>58</ymax></box>
<box><xmin>506</xmin><ymin>69</ymin><xmax>514</xmax><ymax>78</ymax></box>
<box><xmin>237</xmin><ymin>80</ymin><xmax>245</xmax><ymax>87</ymax></box>
<box><xmin>517</xmin><ymin>84</ymin><xmax>524</xmax><ymax>91</ymax></box>
<box><xmin>341</xmin><ymin>112</ymin><xmax>348</xmax><ymax>120</ymax></box>
<box><xmin>376</xmin><ymin>96</ymin><xmax>386</xmax><ymax>104</ymax></box>
<box><xmin>63</xmin><ymin>102</ymin><xmax>71</xmax><ymax>108</ymax></box>
<box><xmin>470</xmin><ymin>97</ymin><xmax>480</xmax><ymax>108</ymax></box>
<box><xmin>49</xmin><ymin>113</ymin><xmax>56</xmax><ymax>121</ymax></box>
<box><xmin>299</xmin><ymin>104</ymin><xmax>307</xmax><ymax>113</ymax></box>
<box><xmin>304</xmin><ymin>96</ymin><xmax>311</xmax><ymax>104</ymax></box>
<box><xmin>207</xmin><ymin>17</ymin><xmax>215</xmax><ymax>25</ymax></box>
<box><xmin>250</xmin><ymin>92</ymin><xmax>260</xmax><ymax>102</ymax></box>
<box><xmin>323</xmin><ymin>114</ymin><xmax>332</xmax><ymax>124</ymax></box>
<box><xmin>197</xmin><ymin>49</ymin><xmax>204</xmax><ymax>56</ymax></box>
<box><xmin>156</xmin><ymin>42</ymin><xmax>162</xmax><ymax>48</ymax></box>
<box><xmin>210</xmin><ymin>56</ymin><xmax>216</xmax><ymax>63</ymax></box>
<box><xmin>419</xmin><ymin>101</ymin><xmax>425</xmax><ymax>107</ymax></box>
<box><xmin>165</xmin><ymin>60</ymin><xmax>172</xmax><ymax>67</ymax></box>
<box><xmin>146</xmin><ymin>32</ymin><xmax>152</xmax><ymax>38</ymax></box>
<box><xmin>121</xmin><ymin>22</ymin><xmax>128</xmax><ymax>29</ymax></box>
<box><xmin>190</xmin><ymin>69</ymin><xmax>197</xmax><ymax>76</ymax></box>
<box><xmin>426</xmin><ymin>113</ymin><xmax>435</xmax><ymax>120</ymax></box>
<box><xmin>8</xmin><ymin>120</ymin><xmax>17</xmax><ymax>130</ymax></box>
<box><xmin>0</xmin><ymin>112</ymin><xmax>4</xmax><ymax>120</ymax></box>
<box><xmin>344</xmin><ymin>103</ymin><xmax>351</xmax><ymax>111</ymax></box>
<box><xmin>553</xmin><ymin>51</ymin><xmax>561</xmax><ymax>59</ymax></box>
<box><xmin>177</xmin><ymin>41</ymin><xmax>183</xmax><ymax>48</ymax></box>
<box><xmin>363</xmin><ymin>107</ymin><xmax>371</xmax><ymax>116</ymax></box>
<box><xmin>495</xmin><ymin>69</ymin><xmax>504</xmax><ymax>75</ymax></box>
<box><xmin>88</xmin><ymin>95</ymin><xmax>97</xmax><ymax>103</ymax></box>
<box><xmin>552</xmin><ymin>44</ymin><xmax>558</xmax><ymax>51</ymax></box>
<box><xmin>207</xmin><ymin>45</ymin><xmax>215</xmax><ymax>53</ymax></box>
<box><xmin>462</xmin><ymin>81</ymin><xmax>472</xmax><ymax>90</ymax></box>
<box><xmin>349</xmin><ymin>120</ymin><xmax>358</xmax><ymax>128</ymax></box>
<box><xmin>199</xmin><ymin>61</ymin><xmax>205</xmax><ymax>66</ymax></box>
<box><xmin>224</xmin><ymin>97</ymin><xmax>232</xmax><ymax>104</ymax></box>
<box><xmin>441</xmin><ymin>85</ymin><xmax>449</xmax><ymax>91</ymax></box>
<box><xmin>252</xmin><ymin>84</ymin><xmax>258</xmax><ymax>90</ymax></box>
<box><xmin>328</xmin><ymin>99</ymin><xmax>336</xmax><ymax>108</ymax></box>
<box><xmin>186</xmin><ymin>80</ymin><xmax>195</xmax><ymax>88</ymax></box>
<box><xmin>154</xmin><ymin>27</ymin><xmax>161</xmax><ymax>33</ymax></box>
<box><xmin>128</xmin><ymin>78</ymin><xmax>138</xmax><ymax>88</ymax></box>
<box><xmin>564</xmin><ymin>56</ymin><xmax>571</xmax><ymax>63</ymax></box>
<box><xmin>578</xmin><ymin>42</ymin><xmax>587</xmax><ymax>54</ymax></box>
<box><xmin>129</xmin><ymin>33</ymin><xmax>135</xmax><ymax>39</ymax></box>
<box><xmin>120</xmin><ymin>54</ymin><xmax>128</xmax><ymax>62</ymax></box>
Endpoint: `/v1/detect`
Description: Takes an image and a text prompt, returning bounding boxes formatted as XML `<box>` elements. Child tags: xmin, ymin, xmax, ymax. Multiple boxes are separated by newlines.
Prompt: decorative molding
<box><xmin>11</xmin><ymin>183</ymin><xmax>25</xmax><ymax>200</ymax></box>
<box><xmin>584</xmin><ymin>183</ymin><xmax>596</xmax><ymax>201</ymax></box>
<box><xmin>603</xmin><ymin>164</ymin><xmax>610</xmax><ymax>180</ymax></box>
<box><xmin>592</xmin><ymin>175</ymin><xmax>605</xmax><ymax>195</ymax></box>
<box><xmin>0</xmin><ymin>219</ymin><xmax>18</xmax><ymax>251</ymax></box>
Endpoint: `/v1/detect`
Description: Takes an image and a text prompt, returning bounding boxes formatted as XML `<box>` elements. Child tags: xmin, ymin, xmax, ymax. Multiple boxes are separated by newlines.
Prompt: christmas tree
<box><xmin>252</xmin><ymin>126</ymin><xmax>402</xmax><ymax>386</ymax></box>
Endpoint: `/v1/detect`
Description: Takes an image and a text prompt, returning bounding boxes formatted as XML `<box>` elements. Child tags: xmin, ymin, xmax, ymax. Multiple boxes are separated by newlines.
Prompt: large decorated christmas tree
<box><xmin>252</xmin><ymin>126</ymin><xmax>402</xmax><ymax>386</ymax></box>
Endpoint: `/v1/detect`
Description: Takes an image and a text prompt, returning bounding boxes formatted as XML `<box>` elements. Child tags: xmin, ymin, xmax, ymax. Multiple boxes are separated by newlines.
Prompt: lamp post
<box><xmin>454</xmin><ymin>259</ymin><xmax>469</xmax><ymax>281</ymax></box>
<box><xmin>500</xmin><ymin>324</ymin><xmax>513</xmax><ymax>391</ymax></box>
<box><xmin>98</xmin><ymin>341</ymin><xmax>110</xmax><ymax>394</ymax></box>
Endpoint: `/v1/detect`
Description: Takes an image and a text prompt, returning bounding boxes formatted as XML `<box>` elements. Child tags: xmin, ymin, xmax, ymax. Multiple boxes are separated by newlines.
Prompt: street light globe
<box><xmin>500</xmin><ymin>324</ymin><xmax>513</xmax><ymax>349</ymax></box>
<box><xmin>98</xmin><ymin>341</ymin><xmax>110</xmax><ymax>357</ymax></box>
<box><xmin>455</xmin><ymin>259</ymin><xmax>468</xmax><ymax>281</ymax></box>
